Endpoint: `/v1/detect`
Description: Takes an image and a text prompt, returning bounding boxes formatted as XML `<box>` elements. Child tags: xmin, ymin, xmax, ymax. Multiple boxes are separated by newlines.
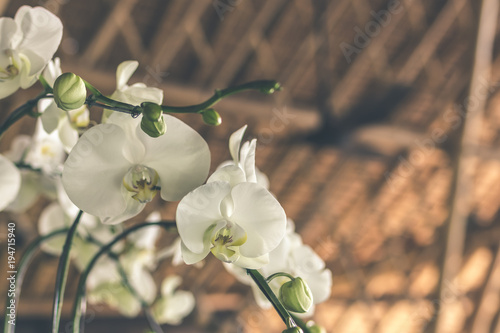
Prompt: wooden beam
<box><xmin>396</xmin><ymin>0</ymin><xmax>468</xmax><ymax>84</ymax></box>
<box><xmin>210</xmin><ymin>0</ymin><xmax>287</xmax><ymax>87</ymax></box>
<box><xmin>148</xmin><ymin>2</ymin><xmax>211</xmax><ymax>72</ymax></box>
<box><xmin>433</xmin><ymin>0</ymin><xmax>499</xmax><ymax>332</ymax></box>
<box><xmin>81</xmin><ymin>0</ymin><xmax>139</xmax><ymax>67</ymax></box>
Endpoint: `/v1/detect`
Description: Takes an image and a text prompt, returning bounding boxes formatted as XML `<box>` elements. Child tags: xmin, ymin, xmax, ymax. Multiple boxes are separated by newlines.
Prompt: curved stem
<box><xmin>161</xmin><ymin>80</ymin><xmax>281</xmax><ymax>114</ymax></box>
<box><xmin>71</xmin><ymin>221</ymin><xmax>176</xmax><ymax>333</ymax></box>
<box><xmin>115</xmin><ymin>263</ymin><xmax>164</xmax><ymax>333</ymax></box>
<box><xmin>246</xmin><ymin>269</ymin><xmax>297</xmax><ymax>329</ymax></box>
<box><xmin>3</xmin><ymin>228</ymin><xmax>69</xmax><ymax>333</ymax></box>
<box><xmin>266</xmin><ymin>272</ymin><xmax>295</xmax><ymax>283</ymax></box>
<box><xmin>289</xmin><ymin>313</ymin><xmax>314</xmax><ymax>333</ymax></box>
<box><xmin>83</xmin><ymin>79</ymin><xmax>280</xmax><ymax>116</ymax></box>
<box><xmin>52</xmin><ymin>210</ymin><xmax>84</xmax><ymax>333</ymax></box>
<box><xmin>84</xmin><ymin>234</ymin><xmax>164</xmax><ymax>333</ymax></box>
<box><xmin>0</xmin><ymin>92</ymin><xmax>52</xmax><ymax>137</ymax></box>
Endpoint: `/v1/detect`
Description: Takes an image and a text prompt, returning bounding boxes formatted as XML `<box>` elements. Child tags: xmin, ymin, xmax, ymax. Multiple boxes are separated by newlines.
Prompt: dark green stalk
<box><xmin>3</xmin><ymin>228</ymin><xmax>69</xmax><ymax>333</ymax></box>
<box><xmin>266</xmin><ymin>272</ymin><xmax>295</xmax><ymax>283</ymax></box>
<box><xmin>83</xmin><ymin>79</ymin><xmax>280</xmax><ymax>116</ymax></box>
<box><xmin>84</xmin><ymin>234</ymin><xmax>164</xmax><ymax>333</ymax></box>
<box><xmin>51</xmin><ymin>210</ymin><xmax>84</xmax><ymax>333</ymax></box>
<box><xmin>0</xmin><ymin>92</ymin><xmax>52</xmax><ymax>137</ymax></box>
<box><xmin>161</xmin><ymin>80</ymin><xmax>281</xmax><ymax>114</ymax></box>
<box><xmin>71</xmin><ymin>221</ymin><xmax>176</xmax><ymax>333</ymax></box>
<box><xmin>115</xmin><ymin>263</ymin><xmax>164</xmax><ymax>333</ymax></box>
<box><xmin>246</xmin><ymin>269</ymin><xmax>297</xmax><ymax>329</ymax></box>
<box><xmin>290</xmin><ymin>313</ymin><xmax>315</xmax><ymax>333</ymax></box>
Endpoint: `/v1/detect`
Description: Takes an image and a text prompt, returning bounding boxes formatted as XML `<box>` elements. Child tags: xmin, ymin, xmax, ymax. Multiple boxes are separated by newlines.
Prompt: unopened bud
<box><xmin>141</xmin><ymin>102</ymin><xmax>166</xmax><ymax>137</ymax></box>
<box><xmin>53</xmin><ymin>73</ymin><xmax>87</xmax><ymax>111</ymax></box>
<box><xmin>279</xmin><ymin>277</ymin><xmax>313</xmax><ymax>313</ymax></box>
<box><xmin>306</xmin><ymin>322</ymin><xmax>326</xmax><ymax>333</ymax></box>
<box><xmin>259</xmin><ymin>80</ymin><xmax>281</xmax><ymax>94</ymax></box>
<box><xmin>202</xmin><ymin>109</ymin><xmax>222</xmax><ymax>126</ymax></box>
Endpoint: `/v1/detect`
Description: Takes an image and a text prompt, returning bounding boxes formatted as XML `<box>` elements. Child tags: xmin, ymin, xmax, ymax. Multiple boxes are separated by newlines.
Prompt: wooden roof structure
<box><xmin>1</xmin><ymin>0</ymin><xmax>500</xmax><ymax>332</ymax></box>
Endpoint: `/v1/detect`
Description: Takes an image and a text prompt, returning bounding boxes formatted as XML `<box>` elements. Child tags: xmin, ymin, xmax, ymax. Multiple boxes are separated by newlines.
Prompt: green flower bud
<box><xmin>306</xmin><ymin>323</ymin><xmax>326</xmax><ymax>333</ymax></box>
<box><xmin>259</xmin><ymin>80</ymin><xmax>281</xmax><ymax>94</ymax></box>
<box><xmin>282</xmin><ymin>327</ymin><xmax>303</xmax><ymax>333</ymax></box>
<box><xmin>202</xmin><ymin>109</ymin><xmax>222</xmax><ymax>126</ymax></box>
<box><xmin>53</xmin><ymin>73</ymin><xmax>86</xmax><ymax>111</ymax></box>
<box><xmin>141</xmin><ymin>102</ymin><xmax>163</xmax><ymax>121</ymax></box>
<box><xmin>279</xmin><ymin>277</ymin><xmax>313</xmax><ymax>313</ymax></box>
<box><xmin>141</xmin><ymin>102</ymin><xmax>166</xmax><ymax>137</ymax></box>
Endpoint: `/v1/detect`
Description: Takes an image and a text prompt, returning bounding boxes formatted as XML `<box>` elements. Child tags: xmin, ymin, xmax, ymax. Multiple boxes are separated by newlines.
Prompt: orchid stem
<box><xmin>83</xmin><ymin>79</ymin><xmax>281</xmax><ymax>117</ymax></box>
<box><xmin>0</xmin><ymin>91</ymin><xmax>52</xmax><ymax>137</ymax></box>
<box><xmin>51</xmin><ymin>210</ymin><xmax>84</xmax><ymax>333</ymax></box>
<box><xmin>246</xmin><ymin>269</ymin><xmax>297</xmax><ymax>329</ymax></box>
<box><xmin>71</xmin><ymin>221</ymin><xmax>176</xmax><ymax>333</ymax></box>
<box><xmin>84</xmin><ymin>235</ymin><xmax>164</xmax><ymax>333</ymax></box>
<box><xmin>3</xmin><ymin>228</ymin><xmax>69</xmax><ymax>333</ymax></box>
<box><xmin>116</xmin><ymin>263</ymin><xmax>164</xmax><ymax>333</ymax></box>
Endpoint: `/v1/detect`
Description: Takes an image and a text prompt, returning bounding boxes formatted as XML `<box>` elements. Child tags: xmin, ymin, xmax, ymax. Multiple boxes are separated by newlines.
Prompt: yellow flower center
<box><xmin>210</xmin><ymin>223</ymin><xmax>247</xmax><ymax>263</ymax></box>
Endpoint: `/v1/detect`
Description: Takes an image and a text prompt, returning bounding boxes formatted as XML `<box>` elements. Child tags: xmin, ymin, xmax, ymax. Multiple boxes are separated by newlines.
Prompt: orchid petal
<box><xmin>207</xmin><ymin>164</ymin><xmax>246</xmax><ymax>188</ymax></box>
<box><xmin>180</xmin><ymin>241</ymin><xmax>210</xmax><ymax>265</ymax></box>
<box><xmin>229</xmin><ymin>183</ymin><xmax>286</xmax><ymax>257</ymax></box>
<box><xmin>229</xmin><ymin>125</ymin><xmax>247</xmax><ymax>162</ymax></box>
<box><xmin>239</xmin><ymin>139</ymin><xmax>257</xmax><ymax>182</ymax></box>
<box><xmin>139</xmin><ymin>115</ymin><xmax>210</xmax><ymax>202</ymax></box>
<box><xmin>62</xmin><ymin>123</ymin><xmax>132</xmax><ymax>220</ymax></box>
<box><xmin>233</xmin><ymin>253</ymin><xmax>269</xmax><ymax>269</ymax></box>
<box><xmin>176</xmin><ymin>181</ymin><xmax>230</xmax><ymax>253</ymax></box>
<box><xmin>15</xmin><ymin>6</ymin><xmax>62</xmax><ymax>75</ymax></box>
<box><xmin>115</xmin><ymin>60</ymin><xmax>138</xmax><ymax>90</ymax></box>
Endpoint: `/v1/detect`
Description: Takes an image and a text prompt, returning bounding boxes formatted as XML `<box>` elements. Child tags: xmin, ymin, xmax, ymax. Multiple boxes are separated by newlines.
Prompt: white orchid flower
<box><xmin>177</xmin><ymin>180</ymin><xmax>286</xmax><ymax>269</ymax></box>
<box><xmin>225</xmin><ymin>219</ymin><xmax>332</xmax><ymax>316</ymax></box>
<box><xmin>0</xmin><ymin>154</ymin><xmax>21</xmax><ymax>211</ymax></box>
<box><xmin>208</xmin><ymin>125</ymin><xmax>269</xmax><ymax>189</ymax></box>
<box><xmin>2</xmin><ymin>121</ymin><xmax>64</xmax><ymax>212</ymax></box>
<box><xmin>38</xmin><ymin>202</ymin><xmax>117</xmax><ymax>269</ymax></box>
<box><xmin>87</xmin><ymin>248</ymin><xmax>158</xmax><ymax>317</ymax></box>
<box><xmin>38</xmin><ymin>58</ymin><xmax>90</xmax><ymax>152</ymax></box>
<box><xmin>38</xmin><ymin>183</ymin><xmax>123</xmax><ymax>270</ymax></box>
<box><xmin>23</xmin><ymin>119</ymin><xmax>66</xmax><ymax>175</ymax></box>
<box><xmin>102</xmin><ymin>60</ymin><xmax>164</xmax><ymax>122</ymax></box>
<box><xmin>152</xmin><ymin>275</ymin><xmax>195</xmax><ymax>325</ymax></box>
<box><xmin>0</xmin><ymin>6</ymin><xmax>62</xmax><ymax>99</ymax></box>
<box><xmin>62</xmin><ymin>111</ymin><xmax>210</xmax><ymax>224</ymax></box>
<box><xmin>156</xmin><ymin>237</ymin><xmax>184</xmax><ymax>266</ymax></box>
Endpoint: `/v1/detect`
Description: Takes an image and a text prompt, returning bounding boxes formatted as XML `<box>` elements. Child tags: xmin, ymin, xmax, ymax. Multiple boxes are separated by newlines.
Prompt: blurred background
<box><xmin>1</xmin><ymin>0</ymin><xmax>500</xmax><ymax>332</ymax></box>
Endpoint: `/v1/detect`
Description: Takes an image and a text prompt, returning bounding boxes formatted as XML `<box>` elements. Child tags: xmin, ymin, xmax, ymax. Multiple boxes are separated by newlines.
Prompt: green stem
<box><xmin>71</xmin><ymin>221</ymin><xmax>176</xmax><ymax>333</ymax></box>
<box><xmin>51</xmin><ymin>210</ymin><xmax>84</xmax><ymax>333</ymax></box>
<box><xmin>83</xmin><ymin>79</ymin><xmax>280</xmax><ymax>116</ymax></box>
<box><xmin>115</xmin><ymin>263</ymin><xmax>164</xmax><ymax>333</ymax></box>
<box><xmin>83</xmin><ymin>80</ymin><xmax>138</xmax><ymax>113</ymax></box>
<box><xmin>161</xmin><ymin>80</ymin><xmax>281</xmax><ymax>114</ymax></box>
<box><xmin>290</xmin><ymin>313</ymin><xmax>314</xmax><ymax>333</ymax></box>
<box><xmin>84</xmin><ymin>234</ymin><xmax>164</xmax><ymax>333</ymax></box>
<box><xmin>266</xmin><ymin>272</ymin><xmax>295</xmax><ymax>283</ymax></box>
<box><xmin>3</xmin><ymin>228</ymin><xmax>69</xmax><ymax>333</ymax></box>
<box><xmin>247</xmin><ymin>269</ymin><xmax>296</xmax><ymax>329</ymax></box>
<box><xmin>0</xmin><ymin>92</ymin><xmax>52</xmax><ymax>137</ymax></box>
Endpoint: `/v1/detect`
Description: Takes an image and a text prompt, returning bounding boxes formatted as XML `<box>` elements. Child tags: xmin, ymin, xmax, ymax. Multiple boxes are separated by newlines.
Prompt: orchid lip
<box><xmin>122</xmin><ymin>164</ymin><xmax>160</xmax><ymax>203</ymax></box>
<box><xmin>209</xmin><ymin>221</ymin><xmax>247</xmax><ymax>263</ymax></box>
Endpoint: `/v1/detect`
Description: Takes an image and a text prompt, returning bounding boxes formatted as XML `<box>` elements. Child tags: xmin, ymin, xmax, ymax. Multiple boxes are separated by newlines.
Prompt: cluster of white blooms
<box><xmin>0</xmin><ymin>5</ymin><xmax>332</xmax><ymax>331</ymax></box>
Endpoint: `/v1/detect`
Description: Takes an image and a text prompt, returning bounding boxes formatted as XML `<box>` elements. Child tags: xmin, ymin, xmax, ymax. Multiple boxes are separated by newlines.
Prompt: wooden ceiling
<box><xmin>1</xmin><ymin>0</ymin><xmax>500</xmax><ymax>332</ymax></box>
